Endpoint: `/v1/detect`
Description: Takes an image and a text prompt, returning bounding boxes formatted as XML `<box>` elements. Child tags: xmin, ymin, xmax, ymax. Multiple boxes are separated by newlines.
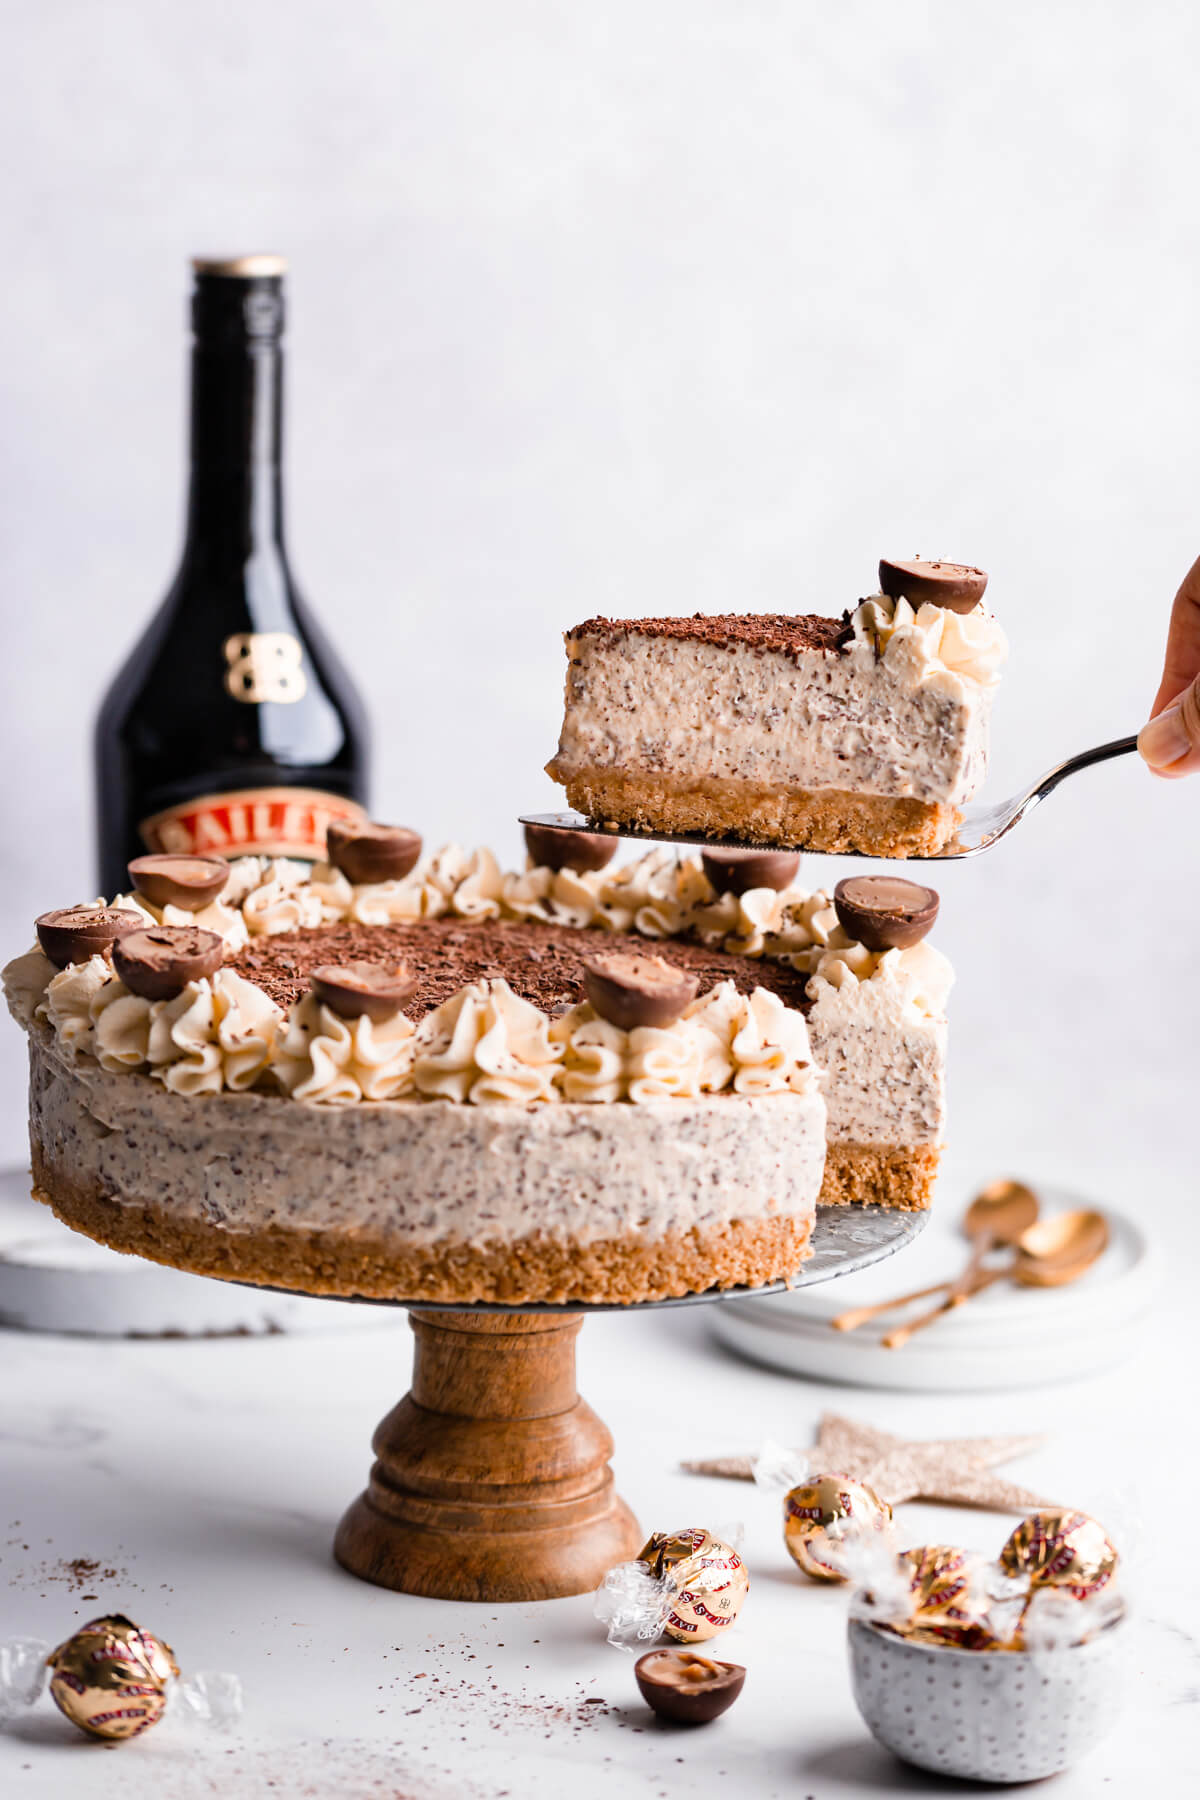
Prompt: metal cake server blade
<box><xmin>522</xmin><ymin>734</ymin><xmax>1139</xmax><ymax>863</ymax></box>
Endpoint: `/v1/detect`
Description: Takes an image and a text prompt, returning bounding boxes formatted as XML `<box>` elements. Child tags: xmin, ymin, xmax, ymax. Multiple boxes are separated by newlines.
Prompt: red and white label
<box><xmin>139</xmin><ymin>787</ymin><xmax>368</xmax><ymax>860</ymax></box>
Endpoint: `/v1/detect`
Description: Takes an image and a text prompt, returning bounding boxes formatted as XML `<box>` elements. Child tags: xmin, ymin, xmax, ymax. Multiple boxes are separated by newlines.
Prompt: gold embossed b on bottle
<box><xmin>94</xmin><ymin>256</ymin><xmax>369</xmax><ymax>896</ymax></box>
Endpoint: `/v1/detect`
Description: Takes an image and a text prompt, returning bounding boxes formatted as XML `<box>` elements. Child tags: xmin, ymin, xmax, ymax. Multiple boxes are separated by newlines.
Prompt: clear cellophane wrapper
<box><xmin>0</xmin><ymin>1617</ymin><xmax>243</xmax><ymax>1740</ymax></box>
<box><xmin>849</xmin><ymin>1507</ymin><xmax>1128</xmax><ymax>1654</ymax></box>
<box><xmin>594</xmin><ymin>1524</ymin><xmax>747</xmax><ymax>1651</ymax></box>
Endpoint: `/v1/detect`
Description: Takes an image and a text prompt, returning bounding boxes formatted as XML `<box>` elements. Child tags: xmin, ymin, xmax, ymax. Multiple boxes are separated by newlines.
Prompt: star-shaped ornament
<box><xmin>682</xmin><ymin>1412</ymin><xmax>1059</xmax><ymax>1512</ymax></box>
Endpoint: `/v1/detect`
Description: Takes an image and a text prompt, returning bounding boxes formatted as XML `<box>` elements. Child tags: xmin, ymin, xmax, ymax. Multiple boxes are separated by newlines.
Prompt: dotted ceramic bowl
<box><xmin>847</xmin><ymin>1615</ymin><xmax>1127</xmax><ymax>1784</ymax></box>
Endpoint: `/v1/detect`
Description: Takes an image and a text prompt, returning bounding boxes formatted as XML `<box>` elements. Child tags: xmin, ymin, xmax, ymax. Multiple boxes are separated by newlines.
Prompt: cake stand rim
<box><xmin>232</xmin><ymin>1203</ymin><xmax>929</xmax><ymax>1314</ymax></box>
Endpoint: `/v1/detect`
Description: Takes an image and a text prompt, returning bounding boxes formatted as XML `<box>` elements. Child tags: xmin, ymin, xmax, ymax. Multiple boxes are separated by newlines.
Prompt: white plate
<box><xmin>0</xmin><ymin>1166</ymin><xmax>390</xmax><ymax>1338</ymax></box>
<box><xmin>710</xmin><ymin>1190</ymin><xmax>1159</xmax><ymax>1391</ymax></box>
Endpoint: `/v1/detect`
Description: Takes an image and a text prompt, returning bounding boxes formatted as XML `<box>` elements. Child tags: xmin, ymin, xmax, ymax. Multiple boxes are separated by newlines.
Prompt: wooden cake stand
<box><xmin>324</xmin><ymin>1205</ymin><xmax>926</xmax><ymax>1604</ymax></box>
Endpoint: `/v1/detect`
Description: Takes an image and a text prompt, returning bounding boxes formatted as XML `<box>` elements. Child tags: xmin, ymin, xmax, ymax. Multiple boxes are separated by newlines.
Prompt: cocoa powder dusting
<box><xmin>566</xmin><ymin>611</ymin><xmax>850</xmax><ymax>657</ymax></box>
<box><xmin>230</xmin><ymin>916</ymin><xmax>812</xmax><ymax>1019</ymax></box>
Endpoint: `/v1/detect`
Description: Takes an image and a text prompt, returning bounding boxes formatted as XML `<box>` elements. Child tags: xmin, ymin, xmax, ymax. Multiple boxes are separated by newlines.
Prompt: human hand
<box><xmin>1139</xmin><ymin>553</ymin><xmax>1200</xmax><ymax>776</ymax></box>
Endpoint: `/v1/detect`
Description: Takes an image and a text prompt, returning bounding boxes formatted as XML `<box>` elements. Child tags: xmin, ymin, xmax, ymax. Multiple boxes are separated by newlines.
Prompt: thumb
<box><xmin>1138</xmin><ymin>670</ymin><xmax>1200</xmax><ymax>777</ymax></box>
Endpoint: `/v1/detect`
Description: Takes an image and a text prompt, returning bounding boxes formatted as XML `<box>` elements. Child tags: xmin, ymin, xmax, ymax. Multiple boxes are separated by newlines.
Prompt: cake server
<box><xmin>521</xmin><ymin>733</ymin><xmax>1139</xmax><ymax>861</ymax></box>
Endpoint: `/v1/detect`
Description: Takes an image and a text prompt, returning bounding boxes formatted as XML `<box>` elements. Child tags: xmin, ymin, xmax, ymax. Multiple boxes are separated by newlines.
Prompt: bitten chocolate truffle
<box><xmin>310</xmin><ymin>961</ymin><xmax>417</xmax><ymax>1022</ymax></box>
<box><xmin>112</xmin><ymin>926</ymin><xmax>224</xmax><ymax>1000</ymax></box>
<box><xmin>878</xmin><ymin>558</ymin><xmax>988</xmax><ymax>614</ymax></box>
<box><xmin>127</xmin><ymin>854</ymin><xmax>229</xmax><ymax>912</ymax></box>
<box><xmin>36</xmin><ymin>907</ymin><xmax>144</xmax><ymax>969</ymax></box>
<box><xmin>583</xmin><ymin>952</ymin><xmax>700</xmax><ymax>1031</ymax></box>
<box><xmin>633</xmin><ymin>1649</ymin><xmax>745</xmax><ymax>1725</ymax></box>
<box><xmin>523</xmin><ymin>819</ymin><xmax>618</xmax><ymax>874</ymax></box>
<box><xmin>326</xmin><ymin>822</ymin><xmax>423</xmax><ymax>886</ymax></box>
<box><xmin>833</xmin><ymin>876</ymin><xmax>940</xmax><ymax>952</ymax></box>
<box><xmin>700</xmin><ymin>847</ymin><xmax>801</xmax><ymax>896</ymax></box>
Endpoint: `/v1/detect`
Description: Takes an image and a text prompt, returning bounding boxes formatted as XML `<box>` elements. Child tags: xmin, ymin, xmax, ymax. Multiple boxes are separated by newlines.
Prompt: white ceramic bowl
<box><xmin>847</xmin><ymin>1615</ymin><xmax>1127</xmax><ymax>1783</ymax></box>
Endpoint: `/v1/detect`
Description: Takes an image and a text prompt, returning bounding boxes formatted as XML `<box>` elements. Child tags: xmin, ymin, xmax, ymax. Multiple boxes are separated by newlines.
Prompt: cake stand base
<box><xmin>334</xmin><ymin>1309</ymin><xmax>640</xmax><ymax>1602</ymax></box>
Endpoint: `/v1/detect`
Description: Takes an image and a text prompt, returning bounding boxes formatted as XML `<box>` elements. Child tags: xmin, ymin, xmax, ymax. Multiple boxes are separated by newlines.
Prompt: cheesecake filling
<box><xmin>28</xmin><ymin>1033</ymin><xmax>825</xmax><ymax>1249</ymax></box>
<box><xmin>549</xmin><ymin>603</ymin><xmax>1007</xmax><ymax>808</ymax></box>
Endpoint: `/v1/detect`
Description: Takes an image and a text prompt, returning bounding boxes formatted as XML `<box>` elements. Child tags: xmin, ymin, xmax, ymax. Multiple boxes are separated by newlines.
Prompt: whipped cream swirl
<box><xmin>851</xmin><ymin>594</ymin><xmax>1008</xmax><ymax>690</ymax></box>
<box><xmin>42</xmin><ymin>955</ymin><xmax>114</xmax><ymax>1059</ymax></box>
<box><xmin>140</xmin><ymin>970</ymin><xmax>284</xmax><ymax>1094</ymax></box>
<box><xmin>412</xmin><ymin>979</ymin><xmax>562</xmax><ymax>1104</ymax></box>
<box><xmin>552</xmin><ymin>981</ymin><xmax>816</xmax><ymax>1103</ymax></box>
<box><xmin>2</xmin><ymin>947</ymin><xmax>58</xmax><ymax>1029</ymax></box>
<box><xmin>812</xmin><ymin>938</ymin><xmax>953</xmax><ymax>1020</ymax></box>
<box><xmin>243</xmin><ymin>859</ymin><xmax>336</xmax><ymax>936</ymax></box>
<box><xmin>275</xmin><ymin>992</ymin><xmax>416</xmax><ymax>1105</ymax></box>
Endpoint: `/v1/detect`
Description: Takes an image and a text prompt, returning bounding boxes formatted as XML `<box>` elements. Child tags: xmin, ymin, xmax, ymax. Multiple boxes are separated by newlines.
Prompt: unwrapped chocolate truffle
<box><xmin>634</xmin><ymin>1647</ymin><xmax>745</xmax><ymax>1724</ymax></box>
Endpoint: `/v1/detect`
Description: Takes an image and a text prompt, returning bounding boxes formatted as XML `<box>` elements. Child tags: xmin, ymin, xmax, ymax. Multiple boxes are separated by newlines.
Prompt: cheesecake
<box><xmin>546</xmin><ymin>558</ymin><xmax>1007</xmax><ymax>858</ymax></box>
<box><xmin>4</xmin><ymin>827</ymin><xmax>950</xmax><ymax>1306</ymax></box>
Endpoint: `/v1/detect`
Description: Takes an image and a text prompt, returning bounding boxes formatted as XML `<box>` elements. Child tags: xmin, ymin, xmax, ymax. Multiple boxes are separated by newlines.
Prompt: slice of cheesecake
<box><xmin>547</xmin><ymin>559</ymin><xmax>1007</xmax><ymax>858</ymax></box>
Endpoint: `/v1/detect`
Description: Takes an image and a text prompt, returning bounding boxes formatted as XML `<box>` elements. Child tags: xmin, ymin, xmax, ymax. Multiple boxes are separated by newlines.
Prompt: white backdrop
<box><xmin>1</xmin><ymin>1</ymin><xmax>1196</xmax><ymax>1225</ymax></box>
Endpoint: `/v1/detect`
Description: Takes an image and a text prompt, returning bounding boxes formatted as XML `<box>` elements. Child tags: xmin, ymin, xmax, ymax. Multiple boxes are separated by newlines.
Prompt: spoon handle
<box><xmin>830</xmin><ymin>1278</ymin><xmax>960</xmax><ymax>1332</ymax></box>
<box><xmin>880</xmin><ymin>1267</ymin><xmax>1008</xmax><ymax>1350</ymax></box>
<box><xmin>829</xmin><ymin>1232</ymin><xmax>997</xmax><ymax>1333</ymax></box>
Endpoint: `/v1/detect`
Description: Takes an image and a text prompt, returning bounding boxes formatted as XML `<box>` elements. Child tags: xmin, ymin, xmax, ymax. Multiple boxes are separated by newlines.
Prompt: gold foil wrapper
<box><xmin>637</xmin><ymin>1528</ymin><xmax>750</xmax><ymax>1643</ymax></box>
<box><xmin>998</xmin><ymin>1510</ymin><xmax>1118</xmax><ymax>1601</ymax></box>
<box><xmin>783</xmin><ymin>1473</ymin><xmax>893</xmax><ymax>1582</ymax></box>
<box><xmin>895</xmin><ymin>1545</ymin><xmax>999</xmax><ymax>1649</ymax></box>
<box><xmin>46</xmin><ymin>1613</ymin><xmax>179</xmax><ymax>1741</ymax></box>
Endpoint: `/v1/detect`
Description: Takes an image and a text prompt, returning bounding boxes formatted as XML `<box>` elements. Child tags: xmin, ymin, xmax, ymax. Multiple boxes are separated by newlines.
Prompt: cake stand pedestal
<box><xmin>334</xmin><ymin>1309</ymin><xmax>637</xmax><ymax>1602</ymax></box>
<box><xmin>328</xmin><ymin>1205</ymin><xmax>926</xmax><ymax>1603</ymax></box>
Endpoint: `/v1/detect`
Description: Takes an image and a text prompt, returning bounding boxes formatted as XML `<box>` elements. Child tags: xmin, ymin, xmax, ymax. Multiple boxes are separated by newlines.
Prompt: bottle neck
<box><xmin>181</xmin><ymin>275</ymin><xmax>288</xmax><ymax>569</ymax></box>
<box><xmin>182</xmin><ymin>343</ymin><xmax>285</xmax><ymax>563</ymax></box>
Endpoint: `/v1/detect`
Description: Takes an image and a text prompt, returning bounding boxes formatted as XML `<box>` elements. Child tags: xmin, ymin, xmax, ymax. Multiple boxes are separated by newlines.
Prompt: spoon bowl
<box><xmin>965</xmin><ymin>1179</ymin><xmax>1040</xmax><ymax>1245</ymax></box>
<box><xmin>1011</xmin><ymin>1210</ymin><xmax>1109</xmax><ymax>1286</ymax></box>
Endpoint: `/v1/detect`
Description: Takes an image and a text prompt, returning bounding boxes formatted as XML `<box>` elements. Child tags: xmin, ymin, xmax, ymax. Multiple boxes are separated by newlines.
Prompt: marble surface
<box><xmin>1</xmin><ymin>1152</ymin><xmax>1197</xmax><ymax>1799</ymax></box>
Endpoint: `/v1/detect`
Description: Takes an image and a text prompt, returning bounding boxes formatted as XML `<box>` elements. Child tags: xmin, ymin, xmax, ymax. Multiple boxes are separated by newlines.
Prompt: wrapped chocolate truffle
<box><xmin>894</xmin><ymin>1545</ymin><xmax>1000</xmax><ymax>1649</ymax></box>
<box><xmin>755</xmin><ymin>1440</ymin><xmax>893</xmax><ymax>1583</ymax></box>
<box><xmin>998</xmin><ymin>1509</ymin><xmax>1118</xmax><ymax>1603</ymax></box>
<box><xmin>850</xmin><ymin>1509</ymin><xmax>1124</xmax><ymax>1655</ymax></box>
<box><xmin>595</xmin><ymin>1526</ymin><xmax>749</xmax><ymax>1650</ymax></box>
<box><xmin>0</xmin><ymin>1613</ymin><xmax>242</xmax><ymax>1741</ymax></box>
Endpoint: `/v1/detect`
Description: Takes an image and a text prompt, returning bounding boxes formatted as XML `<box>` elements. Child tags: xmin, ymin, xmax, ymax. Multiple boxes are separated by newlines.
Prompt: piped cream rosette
<box><xmin>850</xmin><ymin>592</ymin><xmax>1008</xmax><ymax>692</ymax></box>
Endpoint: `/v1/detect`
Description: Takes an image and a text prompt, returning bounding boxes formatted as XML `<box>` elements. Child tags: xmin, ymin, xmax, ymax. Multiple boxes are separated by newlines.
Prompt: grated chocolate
<box><xmin>565</xmin><ymin>612</ymin><xmax>852</xmax><ymax>658</ymax></box>
<box><xmin>229</xmin><ymin>916</ymin><xmax>813</xmax><ymax>1020</ymax></box>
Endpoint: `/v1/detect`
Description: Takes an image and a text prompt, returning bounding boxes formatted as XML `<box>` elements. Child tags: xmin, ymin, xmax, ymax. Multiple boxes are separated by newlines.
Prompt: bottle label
<box><xmin>222</xmin><ymin>632</ymin><xmax>308</xmax><ymax>703</ymax></box>
<box><xmin>139</xmin><ymin>788</ymin><xmax>368</xmax><ymax>860</ymax></box>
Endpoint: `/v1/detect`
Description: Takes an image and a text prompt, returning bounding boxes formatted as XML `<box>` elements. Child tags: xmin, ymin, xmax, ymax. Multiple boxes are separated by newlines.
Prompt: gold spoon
<box><xmin>831</xmin><ymin>1179</ymin><xmax>1040</xmax><ymax>1333</ymax></box>
<box><xmin>881</xmin><ymin>1209</ymin><xmax>1110</xmax><ymax>1350</ymax></box>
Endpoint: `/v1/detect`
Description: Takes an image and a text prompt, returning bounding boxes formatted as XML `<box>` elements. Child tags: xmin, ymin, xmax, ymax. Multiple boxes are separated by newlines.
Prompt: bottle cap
<box><xmin>191</xmin><ymin>254</ymin><xmax>287</xmax><ymax>278</ymax></box>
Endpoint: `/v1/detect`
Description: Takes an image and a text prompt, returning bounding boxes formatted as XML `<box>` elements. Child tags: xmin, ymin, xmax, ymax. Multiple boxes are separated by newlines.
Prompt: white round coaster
<box><xmin>0</xmin><ymin>1166</ymin><xmax>390</xmax><ymax>1338</ymax></box>
<box><xmin>710</xmin><ymin>1189</ymin><xmax>1159</xmax><ymax>1392</ymax></box>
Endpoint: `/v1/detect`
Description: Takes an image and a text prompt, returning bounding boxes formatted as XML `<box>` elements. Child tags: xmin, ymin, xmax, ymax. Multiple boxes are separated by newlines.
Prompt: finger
<box><xmin>1139</xmin><ymin>671</ymin><xmax>1200</xmax><ymax>775</ymax></box>
<box><xmin>1150</xmin><ymin>555</ymin><xmax>1200</xmax><ymax>717</ymax></box>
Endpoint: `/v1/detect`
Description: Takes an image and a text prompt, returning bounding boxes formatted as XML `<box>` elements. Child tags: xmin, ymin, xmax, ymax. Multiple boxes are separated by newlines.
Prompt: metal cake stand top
<box><xmin>248</xmin><ymin>1203</ymin><xmax>927</xmax><ymax>1314</ymax></box>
